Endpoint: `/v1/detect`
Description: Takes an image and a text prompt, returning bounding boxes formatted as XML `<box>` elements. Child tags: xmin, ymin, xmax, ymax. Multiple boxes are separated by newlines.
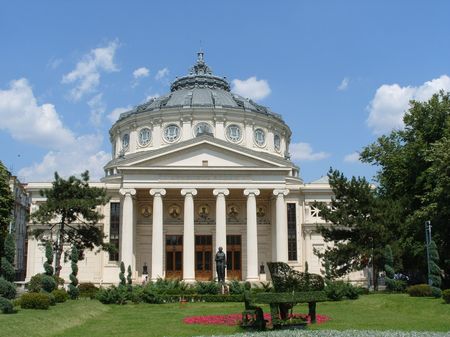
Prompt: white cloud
<box><xmin>0</xmin><ymin>78</ymin><xmax>75</xmax><ymax>149</ymax></box>
<box><xmin>289</xmin><ymin>142</ymin><xmax>330</xmax><ymax>161</ymax></box>
<box><xmin>18</xmin><ymin>134</ymin><xmax>111</xmax><ymax>182</ymax></box>
<box><xmin>231</xmin><ymin>77</ymin><xmax>271</xmax><ymax>100</ymax></box>
<box><xmin>367</xmin><ymin>75</ymin><xmax>450</xmax><ymax>135</ymax></box>
<box><xmin>337</xmin><ymin>77</ymin><xmax>349</xmax><ymax>91</ymax></box>
<box><xmin>107</xmin><ymin>106</ymin><xmax>132</xmax><ymax>123</ymax></box>
<box><xmin>155</xmin><ymin>67</ymin><xmax>169</xmax><ymax>81</ymax></box>
<box><xmin>87</xmin><ymin>93</ymin><xmax>106</xmax><ymax>126</ymax></box>
<box><xmin>133</xmin><ymin>67</ymin><xmax>149</xmax><ymax>79</ymax></box>
<box><xmin>344</xmin><ymin>152</ymin><xmax>360</xmax><ymax>163</ymax></box>
<box><xmin>62</xmin><ymin>40</ymin><xmax>119</xmax><ymax>101</ymax></box>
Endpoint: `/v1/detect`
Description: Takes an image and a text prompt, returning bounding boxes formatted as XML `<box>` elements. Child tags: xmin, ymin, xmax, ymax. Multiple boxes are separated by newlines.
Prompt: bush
<box><xmin>344</xmin><ymin>283</ymin><xmax>359</xmax><ymax>300</ymax></box>
<box><xmin>20</xmin><ymin>293</ymin><xmax>50</xmax><ymax>310</ymax></box>
<box><xmin>0</xmin><ymin>296</ymin><xmax>14</xmax><ymax>314</ymax></box>
<box><xmin>442</xmin><ymin>289</ymin><xmax>450</xmax><ymax>304</ymax></box>
<box><xmin>27</xmin><ymin>274</ymin><xmax>43</xmax><ymax>292</ymax></box>
<box><xmin>355</xmin><ymin>286</ymin><xmax>370</xmax><ymax>295</ymax></box>
<box><xmin>431</xmin><ymin>286</ymin><xmax>442</xmax><ymax>299</ymax></box>
<box><xmin>96</xmin><ymin>285</ymin><xmax>129</xmax><ymax>305</ymax></box>
<box><xmin>407</xmin><ymin>284</ymin><xmax>433</xmax><ymax>297</ymax></box>
<box><xmin>46</xmin><ymin>292</ymin><xmax>56</xmax><ymax>306</ymax></box>
<box><xmin>194</xmin><ymin>281</ymin><xmax>220</xmax><ymax>295</ymax></box>
<box><xmin>385</xmin><ymin>279</ymin><xmax>407</xmax><ymax>292</ymax></box>
<box><xmin>78</xmin><ymin>282</ymin><xmax>98</xmax><ymax>299</ymax></box>
<box><xmin>228</xmin><ymin>280</ymin><xmax>245</xmax><ymax>295</ymax></box>
<box><xmin>325</xmin><ymin>281</ymin><xmax>346</xmax><ymax>301</ymax></box>
<box><xmin>41</xmin><ymin>275</ymin><xmax>57</xmax><ymax>293</ymax></box>
<box><xmin>0</xmin><ymin>277</ymin><xmax>16</xmax><ymax>300</ymax></box>
<box><xmin>51</xmin><ymin>289</ymin><xmax>68</xmax><ymax>303</ymax></box>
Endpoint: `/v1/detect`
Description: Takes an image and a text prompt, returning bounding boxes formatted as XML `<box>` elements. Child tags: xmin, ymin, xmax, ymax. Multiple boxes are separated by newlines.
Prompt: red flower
<box><xmin>183</xmin><ymin>313</ymin><xmax>330</xmax><ymax>326</ymax></box>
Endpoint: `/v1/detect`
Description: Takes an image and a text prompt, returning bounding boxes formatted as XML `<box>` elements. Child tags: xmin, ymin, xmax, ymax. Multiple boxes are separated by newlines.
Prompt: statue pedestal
<box><xmin>259</xmin><ymin>273</ymin><xmax>267</xmax><ymax>282</ymax></box>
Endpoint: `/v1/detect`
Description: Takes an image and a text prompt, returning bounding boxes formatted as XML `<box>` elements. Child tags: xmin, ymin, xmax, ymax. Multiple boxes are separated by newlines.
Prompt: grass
<box><xmin>0</xmin><ymin>294</ymin><xmax>449</xmax><ymax>337</ymax></box>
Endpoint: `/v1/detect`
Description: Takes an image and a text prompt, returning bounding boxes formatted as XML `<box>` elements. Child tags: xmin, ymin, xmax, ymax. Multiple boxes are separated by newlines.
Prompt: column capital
<box><xmin>181</xmin><ymin>188</ymin><xmax>197</xmax><ymax>196</ymax></box>
<box><xmin>119</xmin><ymin>188</ymin><xmax>136</xmax><ymax>196</ymax></box>
<box><xmin>273</xmin><ymin>188</ymin><xmax>289</xmax><ymax>197</ymax></box>
<box><xmin>243</xmin><ymin>189</ymin><xmax>260</xmax><ymax>197</ymax></box>
<box><xmin>213</xmin><ymin>188</ymin><xmax>229</xmax><ymax>197</ymax></box>
<box><xmin>150</xmin><ymin>188</ymin><xmax>166</xmax><ymax>197</ymax></box>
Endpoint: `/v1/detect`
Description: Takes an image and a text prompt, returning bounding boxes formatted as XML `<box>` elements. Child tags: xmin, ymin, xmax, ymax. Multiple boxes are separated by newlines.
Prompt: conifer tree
<box><xmin>127</xmin><ymin>265</ymin><xmax>132</xmax><ymax>286</ymax></box>
<box><xmin>43</xmin><ymin>242</ymin><xmax>54</xmax><ymax>276</ymax></box>
<box><xmin>119</xmin><ymin>262</ymin><xmax>126</xmax><ymax>286</ymax></box>
<box><xmin>429</xmin><ymin>240</ymin><xmax>442</xmax><ymax>288</ymax></box>
<box><xmin>0</xmin><ymin>161</ymin><xmax>14</xmax><ymax>273</ymax></box>
<box><xmin>68</xmin><ymin>246</ymin><xmax>79</xmax><ymax>299</ymax></box>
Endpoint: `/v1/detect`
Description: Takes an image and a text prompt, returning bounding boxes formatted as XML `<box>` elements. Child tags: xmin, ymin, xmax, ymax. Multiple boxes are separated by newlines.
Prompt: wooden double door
<box><xmin>165</xmin><ymin>234</ymin><xmax>242</xmax><ymax>280</ymax></box>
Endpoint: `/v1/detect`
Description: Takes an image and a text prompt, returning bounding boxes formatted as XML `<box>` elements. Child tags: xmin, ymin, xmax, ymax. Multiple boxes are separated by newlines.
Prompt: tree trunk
<box><xmin>55</xmin><ymin>221</ymin><xmax>65</xmax><ymax>277</ymax></box>
<box><xmin>373</xmin><ymin>266</ymin><xmax>379</xmax><ymax>291</ymax></box>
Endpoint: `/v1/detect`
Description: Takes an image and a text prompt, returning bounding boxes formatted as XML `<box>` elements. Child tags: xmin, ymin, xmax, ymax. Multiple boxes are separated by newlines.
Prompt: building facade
<box><xmin>26</xmin><ymin>53</ymin><xmax>365</xmax><ymax>284</ymax></box>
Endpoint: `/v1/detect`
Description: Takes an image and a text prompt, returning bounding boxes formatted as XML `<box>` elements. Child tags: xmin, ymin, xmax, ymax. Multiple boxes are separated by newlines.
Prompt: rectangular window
<box><xmin>287</xmin><ymin>203</ymin><xmax>298</xmax><ymax>261</ymax></box>
<box><xmin>109</xmin><ymin>202</ymin><xmax>120</xmax><ymax>261</ymax></box>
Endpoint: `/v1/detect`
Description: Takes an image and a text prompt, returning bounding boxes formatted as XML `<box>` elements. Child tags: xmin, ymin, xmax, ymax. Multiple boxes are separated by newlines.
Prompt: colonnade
<box><xmin>118</xmin><ymin>187</ymin><xmax>289</xmax><ymax>281</ymax></box>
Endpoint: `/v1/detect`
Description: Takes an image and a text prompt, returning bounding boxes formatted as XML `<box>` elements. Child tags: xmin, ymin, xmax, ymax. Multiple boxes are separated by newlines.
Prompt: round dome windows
<box><xmin>164</xmin><ymin>124</ymin><xmax>181</xmax><ymax>143</ymax></box>
<box><xmin>226</xmin><ymin>124</ymin><xmax>242</xmax><ymax>143</ymax></box>
<box><xmin>138</xmin><ymin>128</ymin><xmax>152</xmax><ymax>146</ymax></box>
<box><xmin>254</xmin><ymin>128</ymin><xmax>265</xmax><ymax>147</ymax></box>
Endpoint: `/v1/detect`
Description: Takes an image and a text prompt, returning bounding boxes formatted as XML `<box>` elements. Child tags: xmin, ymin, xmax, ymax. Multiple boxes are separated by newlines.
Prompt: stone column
<box><xmin>213</xmin><ymin>188</ymin><xmax>229</xmax><ymax>280</ymax></box>
<box><xmin>150</xmin><ymin>188</ymin><xmax>166</xmax><ymax>280</ymax></box>
<box><xmin>244</xmin><ymin>188</ymin><xmax>260</xmax><ymax>281</ymax></box>
<box><xmin>119</xmin><ymin>188</ymin><xmax>136</xmax><ymax>271</ymax></box>
<box><xmin>273</xmin><ymin>189</ymin><xmax>289</xmax><ymax>262</ymax></box>
<box><xmin>181</xmin><ymin>188</ymin><xmax>197</xmax><ymax>282</ymax></box>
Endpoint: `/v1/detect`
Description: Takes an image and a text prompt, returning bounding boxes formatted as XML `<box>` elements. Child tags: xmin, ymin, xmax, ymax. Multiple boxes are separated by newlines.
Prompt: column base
<box><xmin>183</xmin><ymin>278</ymin><xmax>196</xmax><ymax>283</ymax></box>
<box><xmin>245</xmin><ymin>276</ymin><xmax>260</xmax><ymax>282</ymax></box>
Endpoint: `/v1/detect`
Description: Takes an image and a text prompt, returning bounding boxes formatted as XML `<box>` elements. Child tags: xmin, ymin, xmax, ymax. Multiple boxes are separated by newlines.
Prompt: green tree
<box><xmin>68</xmin><ymin>246</ymin><xmax>79</xmax><ymax>299</ymax></box>
<box><xmin>1</xmin><ymin>234</ymin><xmax>15</xmax><ymax>282</ymax></box>
<box><xmin>313</xmin><ymin>169</ymin><xmax>399</xmax><ymax>290</ymax></box>
<box><xmin>119</xmin><ymin>262</ymin><xmax>126</xmax><ymax>286</ymax></box>
<box><xmin>361</xmin><ymin>91</ymin><xmax>450</xmax><ymax>285</ymax></box>
<box><xmin>0</xmin><ymin>161</ymin><xmax>14</xmax><ymax>273</ymax></box>
<box><xmin>43</xmin><ymin>242</ymin><xmax>54</xmax><ymax>276</ymax></box>
<box><xmin>31</xmin><ymin>171</ymin><xmax>109</xmax><ymax>276</ymax></box>
<box><xmin>127</xmin><ymin>265</ymin><xmax>132</xmax><ymax>286</ymax></box>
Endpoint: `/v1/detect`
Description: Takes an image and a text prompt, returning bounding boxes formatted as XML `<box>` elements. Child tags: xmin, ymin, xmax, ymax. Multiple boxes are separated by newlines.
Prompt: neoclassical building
<box><xmin>26</xmin><ymin>53</ymin><xmax>365</xmax><ymax>284</ymax></box>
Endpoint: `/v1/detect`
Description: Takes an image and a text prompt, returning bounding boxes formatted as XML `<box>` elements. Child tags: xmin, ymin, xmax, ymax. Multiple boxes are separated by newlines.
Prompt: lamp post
<box><xmin>425</xmin><ymin>221</ymin><xmax>432</xmax><ymax>286</ymax></box>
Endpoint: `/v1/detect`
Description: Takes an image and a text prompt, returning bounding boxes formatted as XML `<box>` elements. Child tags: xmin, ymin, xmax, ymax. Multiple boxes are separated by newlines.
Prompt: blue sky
<box><xmin>1</xmin><ymin>1</ymin><xmax>450</xmax><ymax>183</ymax></box>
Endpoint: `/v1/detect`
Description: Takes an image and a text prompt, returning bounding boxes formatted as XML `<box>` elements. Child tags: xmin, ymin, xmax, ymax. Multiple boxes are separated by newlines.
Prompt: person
<box><xmin>215</xmin><ymin>246</ymin><xmax>226</xmax><ymax>283</ymax></box>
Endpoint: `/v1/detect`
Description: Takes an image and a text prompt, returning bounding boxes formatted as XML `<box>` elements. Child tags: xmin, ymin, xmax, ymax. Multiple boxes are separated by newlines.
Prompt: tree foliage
<box><xmin>429</xmin><ymin>240</ymin><xmax>441</xmax><ymax>288</ymax></box>
<box><xmin>0</xmin><ymin>234</ymin><xmax>15</xmax><ymax>282</ymax></box>
<box><xmin>31</xmin><ymin>171</ymin><xmax>109</xmax><ymax>276</ymax></box>
<box><xmin>361</xmin><ymin>91</ymin><xmax>450</xmax><ymax>285</ymax></box>
<box><xmin>0</xmin><ymin>161</ymin><xmax>13</xmax><ymax>273</ymax></box>
<box><xmin>68</xmin><ymin>246</ymin><xmax>79</xmax><ymax>299</ymax></box>
<box><xmin>43</xmin><ymin>242</ymin><xmax>54</xmax><ymax>276</ymax></box>
<box><xmin>313</xmin><ymin>169</ymin><xmax>401</xmax><ymax>289</ymax></box>
<box><xmin>119</xmin><ymin>262</ymin><xmax>126</xmax><ymax>286</ymax></box>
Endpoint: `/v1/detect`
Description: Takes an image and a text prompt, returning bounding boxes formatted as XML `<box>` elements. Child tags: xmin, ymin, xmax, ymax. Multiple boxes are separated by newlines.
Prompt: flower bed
<box><xmin>183</xmin><ymin>313</ymin><xmax>330</xmax><ymax>326</ymax></box>
<box><xmin>195</xmin><ymin>331</ymin><xmax>450</xmax><ymax>337</ymax></box>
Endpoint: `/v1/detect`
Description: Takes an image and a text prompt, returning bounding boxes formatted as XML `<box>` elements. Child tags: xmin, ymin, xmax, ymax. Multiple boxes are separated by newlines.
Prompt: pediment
<box><xmin>122</xmin><ymin>140</ymin><xmax>287</xmax><ymax>169</ymax></box>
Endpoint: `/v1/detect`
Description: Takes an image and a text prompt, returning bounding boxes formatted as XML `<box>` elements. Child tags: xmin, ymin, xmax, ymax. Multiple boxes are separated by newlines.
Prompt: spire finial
<box><xmin>197</xmin><ymin>50</ymin><xmax>204</xmax><ymax>63</ymax></box>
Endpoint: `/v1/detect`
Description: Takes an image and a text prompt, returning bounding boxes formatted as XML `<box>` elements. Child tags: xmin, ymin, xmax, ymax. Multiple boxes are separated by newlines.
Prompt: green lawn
<box><xmin>0</xmin><ymin>294</ymin><xmax>449</xmax><ymax>337</ymax></box>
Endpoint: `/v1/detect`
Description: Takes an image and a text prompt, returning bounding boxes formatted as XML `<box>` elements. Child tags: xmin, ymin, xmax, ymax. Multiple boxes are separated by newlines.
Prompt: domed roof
<box><xmin>117</xmin><ymin>52</ymin><xmax>282</xmax><ymax>121</ymax></box>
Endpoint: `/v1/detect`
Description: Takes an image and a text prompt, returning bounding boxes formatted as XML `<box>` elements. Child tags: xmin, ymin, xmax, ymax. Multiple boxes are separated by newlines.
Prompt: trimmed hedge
<box><xmin>51</xmin><ymin>289</ymin><xmax>69</xmax><ymax>303</ymax></box>
<box><xmin>407</xmin><ymin>284</ymin><xmax>432</xmax><ymax>297</ymax></box>
<box><xmin>0</xmin><ymin>277</ymin><xmax>16</xmax><ymax>300</ymax></box>
<box><xmin>443</xmin><ymin>289</ymin><xmax>450</xmax><ymax>304</ymax></box>
<box><xmin>0</xmin><ymin>296</ymin><xmax>14</xmax><ymax>314</ymax></box>
<box><xmin>78</xmin><ymin>282</ymin><xmax>98</xmax><ymax>299</ymax></box>
<box><xmin>253</xmin><ymin>291</ymin><xmax>327</xmax><ymax>304</ymax></box>
<box><xmin>20</xmin><ymin>293</ymin><xmax>51</xmax><ymax>310</ymax></box>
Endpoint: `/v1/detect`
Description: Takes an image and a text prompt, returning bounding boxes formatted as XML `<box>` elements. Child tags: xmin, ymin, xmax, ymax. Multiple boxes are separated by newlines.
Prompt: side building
<box><xmin>25</xmin><ymin>53</ymin><xmax>365</xmax><ymax>285</ymax></box>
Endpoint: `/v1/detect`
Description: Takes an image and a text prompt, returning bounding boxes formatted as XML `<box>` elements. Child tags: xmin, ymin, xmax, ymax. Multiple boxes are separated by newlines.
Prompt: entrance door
<box><xmin>195</xmin><ymin>235</ymin><xmax>213</xmax><ymax>281</ymax></box>
<box><xmin>166</xmin><ymin>235</ymin><xmax>183</xmax><ymax>279</ymax></box>
<box><xmin>226</xmin><ymin>235</ymin><xmax>242</xmax><ymax>280</ymax></box>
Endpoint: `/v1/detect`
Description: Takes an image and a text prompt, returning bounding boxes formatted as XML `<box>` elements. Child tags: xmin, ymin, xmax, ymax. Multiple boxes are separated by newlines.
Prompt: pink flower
<box><xmin>183</xmin><ymin>313</ymin><xmax>330</xmax><ymax>326</ymax></box>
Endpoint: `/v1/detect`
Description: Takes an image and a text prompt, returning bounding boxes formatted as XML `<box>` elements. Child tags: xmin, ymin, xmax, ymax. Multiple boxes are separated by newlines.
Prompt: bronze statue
<box><xmin>215</xmin><ymin>246</ymin><xmax>226</xmax><ymax>283</ymax></box>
